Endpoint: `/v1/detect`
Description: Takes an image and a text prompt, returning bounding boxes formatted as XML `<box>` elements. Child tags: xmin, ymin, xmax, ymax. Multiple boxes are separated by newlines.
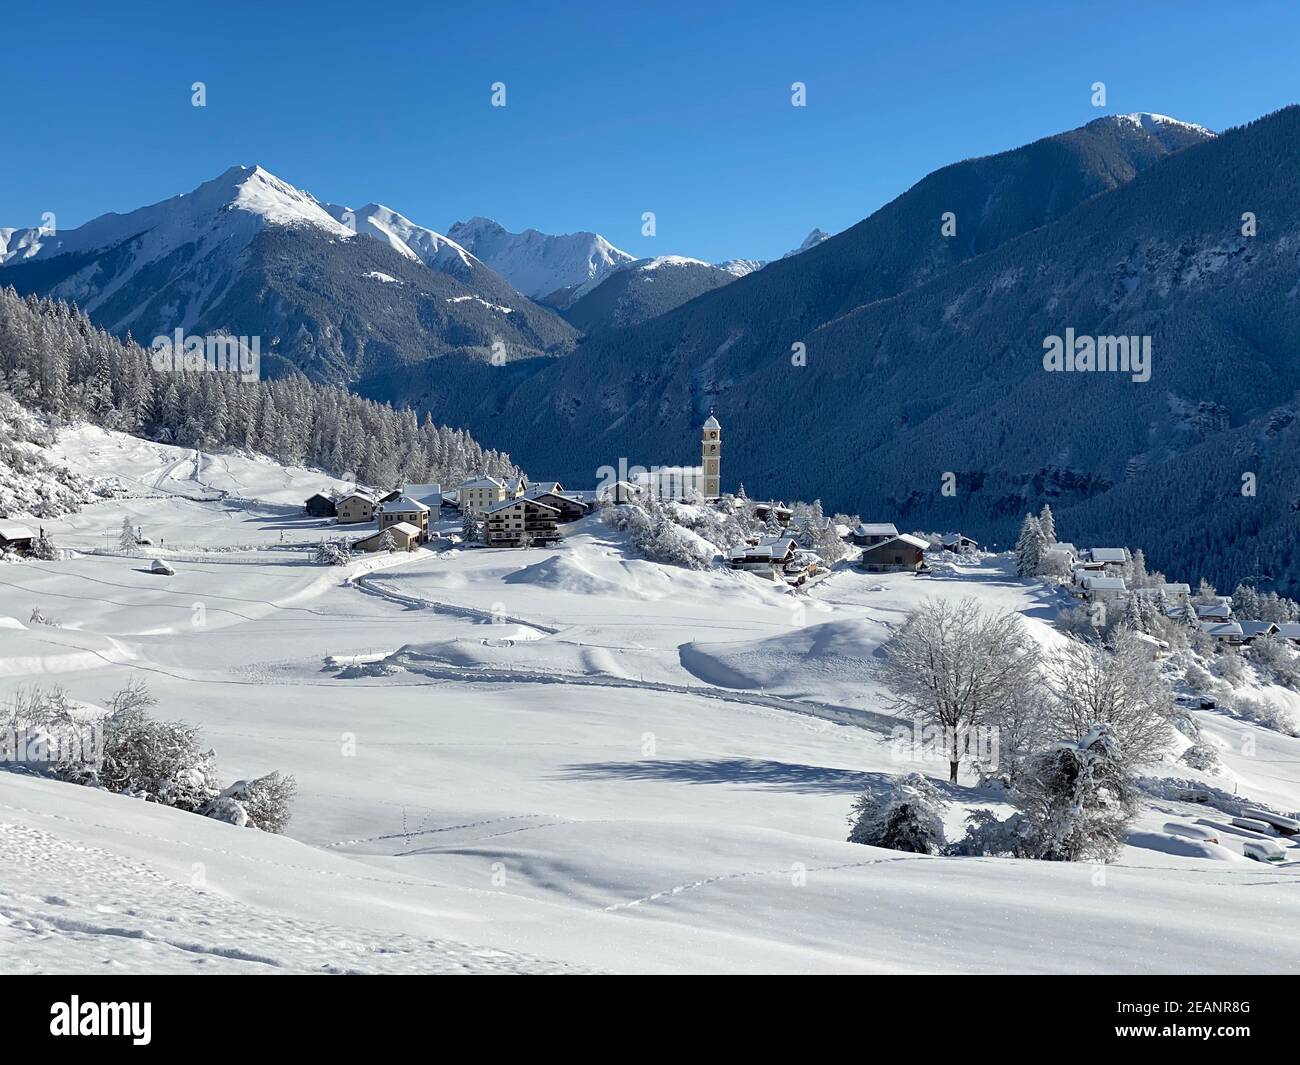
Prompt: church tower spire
<box><xmin>701</xmin><ymin>409</ymin><xmax>721</xmax><ymax>499</ymax></box>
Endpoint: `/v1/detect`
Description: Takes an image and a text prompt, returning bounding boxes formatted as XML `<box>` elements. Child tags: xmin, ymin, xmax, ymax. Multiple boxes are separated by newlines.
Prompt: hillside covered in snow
<box><xmin>3</xmin><ymin>406</ymin><xmax>1300</xmax><ymax>973</ymax></box>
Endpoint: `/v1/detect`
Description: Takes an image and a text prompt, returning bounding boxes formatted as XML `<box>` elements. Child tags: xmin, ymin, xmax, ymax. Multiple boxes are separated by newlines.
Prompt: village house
<box><xmin>484</xmin><ymin>497</ymin><xmax>562</xmax><ymax>547</ymax></box>
<box><xmin>753</xmin><ymin>502</ymin><xmax>793</xmax><ymax>527</ymax></box>
<box><xmin>507</xmin><ymin>475</ymin><xmax>528</xmax><ymax>499</ymax></box>
<box><xmin>727</xmin><ymin>536</ymin><xmax>797</xmax><ymax>572</ymax></box>
<box><xmin>377</xmin><ymin>495</ymin><xmax>430</xmax><ymax>543</ymax></box>
<box><xmin>1239</xmin><ymin>621</ymin><xmax>1279</xmax><ymax>644</ymax></box>
<box><xmin>726</xmin><ymin>537</ymin><xmax>823</xmax><ymax>584</ymax></box>
<box><xmin>940</xmin><ymin>533</ymin><xmax>979</xmax><ymax>554</ymax></box>
<box><xmin>1195</xmin><ymin>602</ymin><xmax>1233</xmax><ymax>622</ymax></box>
<box><xmin>303</xmin><ymin>492</ymin><xmax>337</xmax><ymax>518</ymax></box>
<box><xmin>1086</xmin><ymin>547</ymin><xmax>1129</xmax><ymax>572</ymax></box>
<box><xmin>459</xmin><ymin>476</ymin><xmax>507</xmax><ymax>517</ymax></box>
<box><xmin>1081</xmin><ymin>575</ymin><xmax>1128</xmax><ymax>604</ymax></box>
<box><xmin>1200</xmin><ymin>620</ymin><xmax>1245</xmax><ymax>645</ymax></box>
<box><xmin>0</xmin><ymin>520</ymin><xmax>36</xmax><ymax>554</ymax></box>
<box><xmin>849</xmin><ymin>522</ymin><xmax>898</xmax><ymax>547</ymax></box>
<box><xmin>859</xmin><ymin>533</ymin><xmax>929</xmax><ymax>573</ymax></box>
<box><xmin>379</xmin><ymin>483</ymin><xmax>442</xmax><ymax>511</ymax></box>
<box><xmin>1132</xmin><ymin>584</ymin><xmax>1193</xmax><ymax>615</ymax></box>
<box><xmin>353</xmin><ymin>521</ymin><xmax>423</xmax><ymax>553</ymax></box>
<box><xmin>1041</xmin><ymin>542</ymin><xmax>1078</xmax><ymax>573</ymax></box>
<box><xmin>335</xmin><ymin>491</ymin><xmax>377</xmax><ymax>524</ymax></box>
<box><xmin>1276</xmin><ymin>622</ymin><xmax>1300</xmax><ymax>646</ymax></box>
<box><xmin>523</xmin><ymin>483</ymin><xmax>589</xmax><ymax>523</ymax></box>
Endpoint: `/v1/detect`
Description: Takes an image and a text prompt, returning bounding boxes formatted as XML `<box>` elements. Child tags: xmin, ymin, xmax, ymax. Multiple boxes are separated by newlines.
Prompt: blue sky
<box><xmin>2</xmin><ymin>0</ymin><xmax>1296</xmax><ymax>262</ymax></box>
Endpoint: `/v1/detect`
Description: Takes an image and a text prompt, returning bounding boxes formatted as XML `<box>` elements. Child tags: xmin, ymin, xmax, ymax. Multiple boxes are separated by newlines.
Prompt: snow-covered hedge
<box><xmin>1</xmin><ymin>680</ymin><xmax>297</xmax><ymax>832</ymax></box>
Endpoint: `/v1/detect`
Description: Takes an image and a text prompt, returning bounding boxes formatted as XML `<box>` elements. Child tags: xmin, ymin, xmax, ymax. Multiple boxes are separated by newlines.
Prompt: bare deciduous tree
<box><xmin>876</xmin><ymin>597</ymin><xmax>1040</xmax><ymax>781</ymax></box>
<box><xmin>1041</xmin><ymin>630</ymin><xmax>1174</xmax><ymax>769</ymax></box>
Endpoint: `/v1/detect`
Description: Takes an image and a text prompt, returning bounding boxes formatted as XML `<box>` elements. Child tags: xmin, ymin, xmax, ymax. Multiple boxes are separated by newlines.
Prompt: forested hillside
<box><xmin>0</xmin><ymin>288</ymin><xmax>520</xmax><ymax>493</ymax></box>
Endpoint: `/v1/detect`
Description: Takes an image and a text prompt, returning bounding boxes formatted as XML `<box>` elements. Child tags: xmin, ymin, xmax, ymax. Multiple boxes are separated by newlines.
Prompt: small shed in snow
<box><xmin>304</xmin><ymin>492</ymin><xmax>337</xmax><ymax>517</ymax></box>
<box><xmin>0</xmin><ymin>521</ymin><xmax>36</xmax><ymax>553</ymax></box>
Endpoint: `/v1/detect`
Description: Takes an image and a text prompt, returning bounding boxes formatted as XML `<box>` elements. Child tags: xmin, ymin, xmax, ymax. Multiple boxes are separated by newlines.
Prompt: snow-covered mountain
<box><xmin>784</xmin><ymin>228</ymin><xmax>831</xmax><ymax>257</ymax></box>
<box><xmin>560</xmin><ymin>254</ymin><xmax>756</xmax><ymax>334</ymax></box>
<box><xmin>0</xmin><ymin>166</ymin><xmax>578</xmax><ymax>382</ymax></box>
<box><xmin>319</xmin><ymin>202</ymin><xmax>479</xmax><ymax>279</ymax></box>
<box><xmin>445</xmin><ymin>216</ymin><xmax>637</xmax><ymax>307</ymax></box>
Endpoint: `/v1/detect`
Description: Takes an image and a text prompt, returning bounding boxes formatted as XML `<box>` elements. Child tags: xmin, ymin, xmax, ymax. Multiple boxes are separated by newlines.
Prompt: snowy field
<box><xmin>3</xmin><ymin>428</ymin><xmax>1300</xmax><ymax>973</ymax></box>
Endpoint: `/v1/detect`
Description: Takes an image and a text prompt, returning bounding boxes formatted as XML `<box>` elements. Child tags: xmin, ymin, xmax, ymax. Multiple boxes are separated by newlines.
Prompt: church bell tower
<box><xmin>701</xmin><ymin>410</ymin><xmax>721</xmax><ymax>499</ymax></box>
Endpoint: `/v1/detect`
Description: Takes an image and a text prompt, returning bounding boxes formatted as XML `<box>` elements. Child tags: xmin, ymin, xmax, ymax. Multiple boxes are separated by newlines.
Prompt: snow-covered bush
<box><xmin>1216</xmin><ymin>649</ymin><xmax>1246</xmax><ymax>685</ymax></box>
<box><xmin>1011</xmin><ymin>726</ymin><xmax>1138</xmax><ymax>862</ymax></box>
<box><xmin>846</xmin><ymin>773</ymin><xmax>948</xmax><ymax>854</ymax></box>
<box><xmin>952</xmin><ymin>727</ymin><xmax>1138</xmax><ymax>863</ymax></box>
<box><xmin>96</xmin><ymin>685</ymin><xmax>220</xmax><ymax>811</ymax></box>
<box><xmin>314</xmin><ymin>539</ymin><xmax>352</xmax><ymax>565</ymax></box>
<box><xmin>0</xmin><ymin>685</ymin><xmax>93</xmax><ymax>778</ymax></box>
<box><xmin>1247</xmin><ymin>637</ymin><xmax>1300</xmax><ymax>691</ymax></box>
<box><xmin>1179</xmin><ymin>742</ymin><xmax>1223</xmax><ymax>774</ymax></box>
<box><xmin>1183</xmin><ymin>661</ymin><xmax>1214</xmax><ymax>693</ymax></box>
<box><xmin>948</xmin><ymin>808</ymin><xmax>1036</xmax><ymax>858</ymax></box>
<box><xmin>601</xmin><ymin>499</ymin><xmax>717</xmax><ymax>569</ymax></box>
<box><xmin>2</xmin><ymin>679</ymin><xmax>299</xmax><ymax>830</ymax></box>
<box><xmin>197</xmin><ymin>772</ymin><xmax>297</xmax><ymax>833</ymax></box>
<box><xmin>1222</xmin><ymin>691</ymin><xmax>1299</xmax><ymax>737</ymax></box>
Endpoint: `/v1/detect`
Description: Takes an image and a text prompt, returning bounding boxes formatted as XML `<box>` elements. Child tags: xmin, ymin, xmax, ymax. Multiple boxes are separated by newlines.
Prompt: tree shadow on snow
<box><xmin>558</xmin><ymin>758</ymin><xmax>894</xmax><ymax>795</ymax></box>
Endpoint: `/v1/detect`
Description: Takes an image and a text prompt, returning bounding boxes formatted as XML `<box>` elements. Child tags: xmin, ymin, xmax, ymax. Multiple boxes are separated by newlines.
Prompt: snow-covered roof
<box><xmin>854</xmin><ymin>523</ymin><xmax>898</xmax><ymax>537</ymax></box>
<box><xmin>386</xmin><ymin>521</ymin><xmax>422</xmax><ymax>537</ymax></box>
<box><xmin>1239</xmin><ymin>621</ymin><xmax>1279</xmax><ymax>637</ymax></box>
<box><xmin>1046</xmin><ymin>542</ymin><xmax>1077</xmax><ymax>554</ymax></box>
<box><xmin>865</xmin><ymin>533</ymin><xmax>929</xmax><ymax>552</ymax></box>
<box><xmin>1083</xmin><ymin>576</ymin><xmax>1127</xmax><ymax>591</ymax></box>
<box><xmin>524</xmin><ymin>482</ymin><xmax>564</xmax><ymax>498</ymax></box>
<box><xmin>941</xmin><ymin>532</ymin><xmax>977</xmax><ymax>546</ymax></box>
<box><xmin>1088</xmin><ymin>548</ymin><xmax>1127</xmax><ymax>563</ymax></box>
<box><xmin>1276</xmin><ymin>623</ymin><xmax>1300</xmax><ymax>639</ymax></box>
<box><xmin>1162</xmin><ymin>583</ymin><xmax>1191</xmax><ymax>595</ymax></box>
<box><xmin>337</xmin><ymin>490</ymin><xmax>376</xmax><ymax>504</ymax></box>
<box><xmin>0</xmin><ymin>521</ymin><xmax>35</xmax><ymax>540</ymax></box>
<box><xmin>380</xmin><ymin>495</ymin><xmax>430</xmax><ymax>513</ymax></box>
<box><xmin>1195</xmin><ymin>603</ymin><xmax>1232</xmax><ymax>619</ymax></box>
<box><xmin>1200</xmin><ymin>621</ymin><xmax>1244</xmax><ymax>637</ymax></box>
<box><xmin>728</xmin><ymin>537</ymin><xmax>797</xmax><ymax>561</ymax></box>
<box><xmin>461</xmin><ymin>476</ymin><xmax>505</xmax><ymax>490</ymax></box>
<box><xmin>703</xmin><ymin>414</ymin><xmax>721</xmax><ymax>430</ymax></box>
<box><xmin>402</xmin><ymin>483</ymin><xmax>442</xmax><ymax>503</ymax></box>
<box><xmin>484</xmin><ymin>497</ymin><xmax>559</xmax><ymax>515</ymax></box>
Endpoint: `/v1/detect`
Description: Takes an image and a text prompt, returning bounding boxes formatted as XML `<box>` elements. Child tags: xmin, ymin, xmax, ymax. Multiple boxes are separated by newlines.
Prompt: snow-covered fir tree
<box><xmin>1037</xmin><ymin>503</ymin><xmax>1056</xmax><ymax>544</ymax></box>
<box><xmin>1014</xmin><ymin>513</ymin><xmax>1046</xmax><ymax>576</ymax></box>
